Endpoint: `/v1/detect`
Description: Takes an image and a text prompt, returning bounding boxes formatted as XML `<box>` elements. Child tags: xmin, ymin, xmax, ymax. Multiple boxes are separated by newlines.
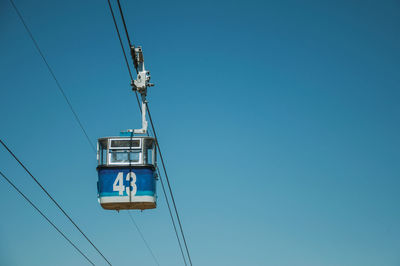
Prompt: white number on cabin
<box><xmin>113</xmin><ymin>172</ymin><xmax>137</xmax><ymax>196</ymax></box>
<box><xmin>126</xmin><ymin>172</ymin><xmax>137</xmax><ymax>196</ymax></box>
<box><xmin>113</xmin><ymin>172</ymin><xmax>125</xmax><ymax>195</ymax></box>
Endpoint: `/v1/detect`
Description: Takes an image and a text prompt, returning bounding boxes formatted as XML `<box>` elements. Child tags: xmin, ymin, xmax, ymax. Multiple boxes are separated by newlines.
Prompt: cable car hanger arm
<box><xmin>128</xmin><ymin>98</ymin><xmax>148</xmax><ymax>134</ymax></box>
<box><xmin>126</xmin><ymin>46</ymin><xmax>153</xmax><ymax>135</ymax></box>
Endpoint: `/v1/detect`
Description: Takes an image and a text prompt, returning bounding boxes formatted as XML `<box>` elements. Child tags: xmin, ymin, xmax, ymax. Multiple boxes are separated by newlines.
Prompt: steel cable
<box><xmin>8</xmin><ymin>0</ymin><xmax>96</xmax><ymax>153</ymax></box>
<box><xmin>107</xmin><ymin>1</ymin><xmax>193</xmax><ymax>264</ymax></box>
<box><xmin>157</xmin><ymin>166</ymin><xmax>188</xmax><ymax>266</ymax></box>
<box><xmin>7</xmin><ymin>1</ymin><xmax>155</xmax><ymax>265</ymax></box>
<box><xmin>108</xmin><ymin>0</ymin><xmax>192</xmax><ymax>265</ymax></box>
<box><xmin>147</xmin><ymin>104</ymin><xmax>193</xmax><ymax>265</ymax></box>
<box><xmin>0</xmin><ymin>170</ymin><xmax>95</xmax><ymax>266</ymax></box>
<box><xmin>106</xmin><ymin>0</ymin><xmax>141</xmax><ymax>110</ymax></box>
<box><xmin>128</xmin><ymin>212</ymin><xmax>160</xmax><ymax>266</ymax></box>
<box><xmin>0</xmin><ymin>139</ymin><xmax>112</xmax><ymax>266</ymax></box>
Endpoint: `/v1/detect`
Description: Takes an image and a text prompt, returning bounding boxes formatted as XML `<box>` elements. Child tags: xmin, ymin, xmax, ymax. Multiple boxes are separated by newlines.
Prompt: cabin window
<box><xmin>110</xmin><ymin>150</ymin><xmax>140</xmax><ymax>163</ymax></box>
<box><xmin>146</xmin><ymin>149</ymin><xmax>153</xmax><ymax>164</ymax></box>
<box><xmin>101</xmin><ymin>148</ymin><xmax>107</xmax><ymax>165</ymax></box>
<box><xmin>98</xmin><ymin>140</ymin><xmax>107</xmax><ymax>165</ymax></box>
<box><xmin>98</xmin><ymin>137</ymin><xmax>156</xmax><ymax>166</ymax></box>
<box><xmin>143</xmin><ymin>138</ymin><xmax>155</xmax><ymax>165</ymax></box>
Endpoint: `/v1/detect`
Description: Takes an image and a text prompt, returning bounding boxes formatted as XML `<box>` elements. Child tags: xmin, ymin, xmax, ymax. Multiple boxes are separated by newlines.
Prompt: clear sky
<box><xmin>0</xmin><ymin>0</ymin><xmax>399</xmax><ymax>265</ymax></box>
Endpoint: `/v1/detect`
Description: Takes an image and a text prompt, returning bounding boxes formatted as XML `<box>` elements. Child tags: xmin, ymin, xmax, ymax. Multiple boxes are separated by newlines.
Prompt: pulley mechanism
<box><xmin>131</xmin><ymin>46</ymin><xmax>154</xmax><ymax>95</ymax></box>
<box><xmin>125</xmin><ymin>46</ymin><xmax>154</xmax><ymax>135</ymax></box>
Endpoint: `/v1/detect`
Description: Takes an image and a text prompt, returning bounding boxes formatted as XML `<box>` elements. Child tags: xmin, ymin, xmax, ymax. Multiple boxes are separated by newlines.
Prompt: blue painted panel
<box><xmin>97</xmin><ymin>168</ymin><xmax>156</xmax><ymax>197</ymax></box>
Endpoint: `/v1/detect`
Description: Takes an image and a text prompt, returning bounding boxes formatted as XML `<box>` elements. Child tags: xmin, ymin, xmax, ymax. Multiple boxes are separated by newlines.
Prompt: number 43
<box><xmin>113</xmin><ymin>172</ymin><xmax>137</xmax><ymax>196</ymax></box>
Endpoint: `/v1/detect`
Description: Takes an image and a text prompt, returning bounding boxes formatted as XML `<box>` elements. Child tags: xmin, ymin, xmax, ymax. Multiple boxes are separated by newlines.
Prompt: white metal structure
<box><xmin>127</xmin><ymin>46</ymin><xmax>153</xmax><ymax>135</ymax></box>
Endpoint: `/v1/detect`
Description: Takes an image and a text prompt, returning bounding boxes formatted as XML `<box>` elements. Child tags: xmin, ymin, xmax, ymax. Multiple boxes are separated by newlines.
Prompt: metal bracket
<box><xmin>126</xmin><ymin>46</ymin><xmax>153</xmax><ymax>135</ymax></box>
<box><xmin>130</xmin><ymin>46</ymin><xmax>154</xmax><ymax>96</ymax></box>
<box><xmin>126</xmin><ymin>98</ymin><xmax>148</xmax><ymax>134</ymax></box>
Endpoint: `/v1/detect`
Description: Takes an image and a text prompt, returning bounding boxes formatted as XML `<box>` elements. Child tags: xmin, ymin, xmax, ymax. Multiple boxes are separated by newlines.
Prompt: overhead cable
<box><xmin>8</xmin><ymin>0</ymin><xmax>96</xmax><ymax>153</ymax></box>
<box><xmin>0</xmin><ymin>170</ymin><xmax>95</xmax><ymax>266</ymax></box>
<box><xmin>9</xmin><ymin>1</ymin><xmax>154</xmax><ymax>264</ymax></box>
<box><xmin>7</xmin><ymin>1</ymin><xmax>153</xmax><ymax>265</ymax></box>
<box><xmin>107</xmin><ymin>1</ymin><xmax>192</xmax><ymax>264</ymax></box>
<box><xmin>157</xmin><ymin>167</ymin><xmax>188</xmax><ymax>266</ymax></box>
<box><xmin>0</xmin><ymin>139</ymin><xmax>112</xmax><ymax>266</ymax></box>
<box><xmin>116</xmin><ymin>0</ymin><xmax>132</xmax><ymax>48</ymax></box>
<box><xmin>106</xmin><ymin>3</ymin><xmax>164</xmax><ymax>265</ymax></box>
<box><xmin>147</xmin><ymin>104</ymin><xmax>193</xmax><ymax>266</ymax></box>
<box><xmin>106</xmin><ymin>0</ymin><xmax>141</xmax><ymax>110</ymax></box>
<box><xmin>6</xmin><ymin>0</ymin><xmax>111</xmax><ymax>261</ymax></box>
<box><xmin>116</xmin><ymin>0</ymin><xmax>138</xmax><ymax>71</ymax></box>
<box><xmin>128</xmin><ymin>212</ymin><xmax>160</xmax><ymax>266</ymax></box>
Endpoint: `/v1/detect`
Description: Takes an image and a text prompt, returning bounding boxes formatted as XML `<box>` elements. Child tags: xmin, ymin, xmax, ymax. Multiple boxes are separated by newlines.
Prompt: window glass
<box><xmin>110</xmin><ymin>150</ymin><xmax>140</xmax><ymax>163</ymax></box>
<box><xmin>146</xmin><ymin>149</ymin><xmax>153</xmax><ymax>164</ymax></box>
<box><xmin>98</xmin><ymin>140</ymin><xmax>108</xmax><ymax>165</ymax></box>
<box><xmin>143</xmin><ymin>138</ymin><xmax>155</xmax><ymax>165</ymax></box>
<box><xmin>101</xmin><ymin>148</ymin><xmax>107</xmax><ymax>165</ymax></box>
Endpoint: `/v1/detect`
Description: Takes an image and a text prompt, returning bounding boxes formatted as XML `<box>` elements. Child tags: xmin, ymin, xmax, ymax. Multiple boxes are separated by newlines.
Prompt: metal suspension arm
<box><xmin>128</xmin><ymin>98</ymin><xmax>148</xmax><ymax>134</ymax></box>
<box><xmin>126</xmin><ymin>46</ymin><xmax>153</xmax><ymax>135</ymax></box>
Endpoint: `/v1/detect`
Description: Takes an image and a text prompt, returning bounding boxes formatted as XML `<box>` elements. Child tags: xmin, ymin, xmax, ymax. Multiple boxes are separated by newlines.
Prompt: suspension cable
<box><xmin>157</xmin><ymin>167</ymin><xmax>188</xmax><ymax>266</ymax></box>
<box><xmin>106</xmin><ymin>3</ymin><xmax>162</xmax><ymax>263</ymax></box>
<box><xmin>128</xmin><ymin>212</ymin><xmax>160</xmax><ymax>266</ymax></box>
<box><xmin>8</xmin><ymin>0</ymin><xmax>96</xmax><ymax>153</ymax></box>
<box><xmin>116</xmin><ymin>0</ymin><xmax>132</xmax><ymax>47</ymax></box>
<box><xmin>0</xmin><ymin>170</ymin><xmax>95</xmax><ymax>266</ymax></box>
<box><xmin>147</xmin><ymin>104</ymin><xmax>193</xmax><ymax>265</ymax></box>
<box><xmin>6</xmin><ymin>1</ymin><xmax>111</xmax><ymax>260</ymax></box>
<box><xmin>107</xmin><ymin>1</ymin><xmax>193</xmax><ymax>264</ymax></box>
<box><xmin>116</xmin><ymin>0</ymin><xmax>138</xmax><ymax>71</ymax></box>
<box><xmin>0</xmin><ymin>139</ymin><xmax>112</xmax><ymax>266</ymax></box>
<box><xmin>107</xmin><ymin>0</ymin><xmax>134</xmax><ymax>78</ymax></box>
<box><xmin>106</xmin><ymin>0</ymin><xmax>141</xmax><ymax>110</ymax></box>
<box><xmin>8</xmin><ymin>1</ymin><xmax>154</xmax><ymax>265</ymax></box>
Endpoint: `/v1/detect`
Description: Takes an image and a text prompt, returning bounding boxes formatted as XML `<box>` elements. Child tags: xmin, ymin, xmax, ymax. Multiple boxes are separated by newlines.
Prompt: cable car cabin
<box><xmin>96</xmin><ymin>136</ymin><xmax>157</xmax><ymax>211</ymax></box>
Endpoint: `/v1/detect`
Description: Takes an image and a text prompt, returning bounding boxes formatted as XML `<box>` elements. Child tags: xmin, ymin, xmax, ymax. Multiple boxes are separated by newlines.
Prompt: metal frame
<box><xmin>108</xmin><ymin>138</ymin><xmax>142</xmax><ymax>150</ymax></box>
<box><xmin>126</xmin><ymin>46</ymin><xmax>153</xmax><ymax>135</ymax></box>
<box><xmin>97</xmin><ymin>136</ymin><xmax>156</xmax><ymax>167</ymax></box>
<box><xmin>108</xmin><ymin>150</ymin><xmax>142</xmax><ymax>165</ymax></box>
<box><xmin>108</xmin><ymin>138</ymin><xmax>142</xmax><ymax>165</ymax></box>
<box><xmin>97</xmin><ymin>139</ymin><xmax>108</xmax><ymax>166</ymax></box>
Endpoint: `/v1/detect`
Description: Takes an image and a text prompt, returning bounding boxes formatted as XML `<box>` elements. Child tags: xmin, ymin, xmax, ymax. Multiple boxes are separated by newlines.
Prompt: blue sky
<box><xmin>0</xmin><ymin>0</ymin><xmax>399</xmax><ymax>265</ymax></box>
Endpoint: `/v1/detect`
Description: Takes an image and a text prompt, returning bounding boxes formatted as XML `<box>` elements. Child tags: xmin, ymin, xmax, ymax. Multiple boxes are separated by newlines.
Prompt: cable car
<box><xmin>96</xmin><ymin>46</ymin><xmax>157</xmax><ymax>211</ymax></box>
<box><xmin>96</xmin><ymin>135</ymin><xmax>157</xmax><ymax>210</ymax></box>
